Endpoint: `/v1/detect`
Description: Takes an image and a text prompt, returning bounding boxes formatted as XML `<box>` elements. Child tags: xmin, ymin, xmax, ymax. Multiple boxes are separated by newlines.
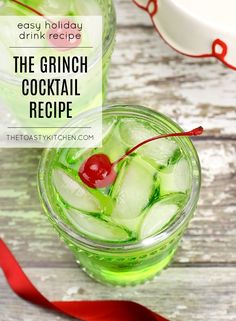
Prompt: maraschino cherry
<box><xmin>79</xmin><ymin>126</ymin><xmax>204</xmax><ymax>189</ymax></box>
<box><xmin>79</xmin><ymin>154</ymin><xmax>117</xmax><ymax>189</ymax></box>
<box><xmin>10</xmin><ymin>0</ymin><xmax>81</xmax><ymax>50</ymax></box>
<box><xmin>46</xmin><ymin>18</ymin><xmax>81</xmax><ymax>51</ymax></box>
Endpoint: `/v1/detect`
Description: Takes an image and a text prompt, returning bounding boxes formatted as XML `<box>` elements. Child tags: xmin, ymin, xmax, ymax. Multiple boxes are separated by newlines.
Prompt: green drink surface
<box><xmin>49</xmin><ymin>115</ymin><xmax>192</xmax><ymax>244</ymax></box>
<box><xmin>0</xmin><ymin>0</ymin><xmax>103</xmax><ymax>16</ymax></box>
<box><xmin>0</xmin><ymin>0</ymin><xmax>116</xmax><ymax>137</ymax></box>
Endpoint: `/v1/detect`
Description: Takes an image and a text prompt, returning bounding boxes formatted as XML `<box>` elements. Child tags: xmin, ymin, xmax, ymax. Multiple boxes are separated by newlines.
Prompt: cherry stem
<box><xmin>10</xmin><ymin>0</ymin><xmax>54</xmax><ymax>23</ymax></box>
<box><xmin>10</xmin><ymin>0</ymin><xmax>44</xmax><ymax>16</ymax></box>
<box><xmin>112</xmin><ymin>126</ymin><xmax>204</xmax><ymax>166</ymax></box>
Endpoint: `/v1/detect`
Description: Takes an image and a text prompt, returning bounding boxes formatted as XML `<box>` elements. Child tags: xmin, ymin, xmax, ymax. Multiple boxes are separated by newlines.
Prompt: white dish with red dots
<box><xmin>133</xmin><ymin>0</ymin><xmax>236</xmax><ymax>70</ymax></box>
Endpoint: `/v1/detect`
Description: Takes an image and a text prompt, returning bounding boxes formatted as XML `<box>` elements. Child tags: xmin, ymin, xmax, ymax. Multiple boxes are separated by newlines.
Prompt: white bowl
<box><xmin>133</xmin><ymin>0</ymin><xmax>236</xmax><ymax>70</ymax></box>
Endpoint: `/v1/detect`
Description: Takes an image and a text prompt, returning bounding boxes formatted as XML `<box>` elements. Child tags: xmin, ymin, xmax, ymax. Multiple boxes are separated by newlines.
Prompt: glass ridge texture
<box><xmin>38</xmin><ymin>105</ymin><xmax>201</xmax><ymax>286</ymax></box>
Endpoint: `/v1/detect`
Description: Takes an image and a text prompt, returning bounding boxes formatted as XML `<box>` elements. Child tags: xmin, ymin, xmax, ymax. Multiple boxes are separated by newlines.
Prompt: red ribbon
<box><xmin>0</xmin><ymin>239</ymin><xmax>169</xmax><ymax>321</ymax></box>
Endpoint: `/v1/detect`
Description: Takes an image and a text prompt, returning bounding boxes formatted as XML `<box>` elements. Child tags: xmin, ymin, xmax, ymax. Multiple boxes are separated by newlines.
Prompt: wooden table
<box><xmin>1</xmin><ymin>1</ymin><xmax>236</xmax><ymax>320</ymax></box>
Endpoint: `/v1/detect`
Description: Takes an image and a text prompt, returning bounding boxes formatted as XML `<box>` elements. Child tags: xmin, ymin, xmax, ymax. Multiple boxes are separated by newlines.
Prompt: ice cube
<box><xmin>102</xmin><ymin>118</ymin><xmax>118</xmax><ymax>141</ymax></box>
<box><xmin>111</xmin><ymin>157</ymin><xmax>157</xmax><ymax>222</ymax></box>
<box><xmin>65</xmin><ymin>118</ymin><xmax>117</xmax><ymax>165</ymax></box>
<box><xmin>39</xmin><ymin>0</ymin><xmax>70</xmax><ymax>15</ymax></box>
<box><xmin>119</xmin><ymin>119</ymin><xmax>178</xmax><ymax>166</ymax></box>
<box><xmin>99</xmin><ymin>120</ymin><xmax>127</xmax><ymax>163</ymax></box>
<box><xmin>140</xmin><ymin>197</ymin><xmax>180</xmax><ymax>239</ymax></box>
<box><xmin>159</xmin><ymin>158</ymin><xmax>191</xmax><ymax>196</ymax></box>
<box><xmin>52</xmin><ymin>169</ymin><xmax>100</xmax><ymax>213</ymax></box>
<box><xmin>66</xmin><ymin>208</ymin><xmax>131</xmax><ymax>242</ymax></box>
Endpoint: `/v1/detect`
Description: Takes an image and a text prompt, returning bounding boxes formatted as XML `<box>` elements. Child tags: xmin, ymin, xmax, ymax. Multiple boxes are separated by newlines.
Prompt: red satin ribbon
<box><xmin>0</xmin><ymin>239</ymin><xmax>169</xmax><ymax>321</ymax></box>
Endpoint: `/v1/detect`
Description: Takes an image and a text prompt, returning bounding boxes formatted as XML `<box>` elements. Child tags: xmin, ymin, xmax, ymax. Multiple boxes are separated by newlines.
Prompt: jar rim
<box><xmin>38</xmin><ymin>105</ymin><xmax>201</xmax><ymax>252</ymax></box>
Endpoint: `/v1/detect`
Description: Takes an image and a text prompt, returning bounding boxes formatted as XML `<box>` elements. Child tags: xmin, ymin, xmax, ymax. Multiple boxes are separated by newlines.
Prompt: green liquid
<box><xmin>0</xmin><ymin>0</ymin><xmax>116</xmax><ymax>127</ymax></box>
<box><xmin>39</xmin><ymin>106</ymin><xmax>201</xmax><ymax>285</ymax></box>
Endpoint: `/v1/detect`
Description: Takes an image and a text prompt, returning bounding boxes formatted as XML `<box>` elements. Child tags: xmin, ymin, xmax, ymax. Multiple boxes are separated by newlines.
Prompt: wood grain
<box><xmin>1</xmin><ymin>267</ymin><xmax>236</xmax><ymax>321</ymax></box>
<box><xmin>0</xmin><ymin>140</ymin><xmax>235</xmax><ymax>267</ymax></box>
<box><xmin>0</xmin><ymin>0</ymin><xmax>236</xmax><ymax>320</ymax></box>
<box><xmin>107</xmin><ymin>0</ymin><xmax>236</xmax><ymax>137</ymax></box>
<box><xmin>108</xmin><ymin>27</ymin><xmax>236</xmax><ymax>137</ymax></box>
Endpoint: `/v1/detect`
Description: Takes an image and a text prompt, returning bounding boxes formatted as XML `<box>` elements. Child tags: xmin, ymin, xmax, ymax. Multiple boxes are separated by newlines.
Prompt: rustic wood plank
<box><xmin>0</xmin><ymin>140</ymin><xmax>235</xmax><ymax>267</ymax></box>
<box><xmin>1</xmin><ymin>267</ymin><xmax>236</xmax><ymax>321</ymax></box>
<box><xmin>110</xmin><ymin>0</ymin><xmax>236</xmax><ymax>137</ymax></box>
<box><xmin>1</xmin><ymin>1</ymin><xmax>236</xmax><ymax>320</ymax></box>
<box><xmin>116</xmin><ymin>0</ymin><xmax>152</xmax><ymax>26</ymax></box>
<box><xmin>0</xmin><ymin>1</ymin><xmax>236</xmax><ymax>320</ymax></box>
<box><xmin>108</xmin><ymin>26</ymin><xmax>236</xmax><ymax>137</ymax></box>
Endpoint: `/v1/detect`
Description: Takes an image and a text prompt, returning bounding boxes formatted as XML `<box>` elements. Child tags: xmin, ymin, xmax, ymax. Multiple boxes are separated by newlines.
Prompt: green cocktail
<box><xmin>38</xmin><ymin>105</ymin><xmax>201</xmax><ymax>286</ymax></box>
<box><xmin>0</xmin><ymin>0</ymin><xmax>116</xmax><ymax>126</ymax></box>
